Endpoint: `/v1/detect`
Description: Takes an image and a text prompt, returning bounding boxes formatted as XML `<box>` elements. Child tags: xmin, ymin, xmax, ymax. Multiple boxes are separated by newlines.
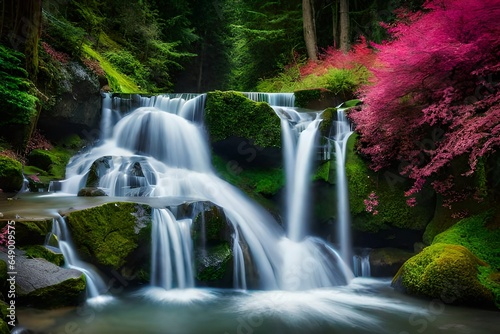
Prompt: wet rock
<box><xmin>0</xmin><ymin>156</ymin><xmax>23</xmax><ymax>192</ymax></box>
<box><xmin>77</xmin><ymin>187</ymin><xmax>107</xmax><ymax>196</ymax></box>
<box><xmin>0</xmin><ymin>252</ymin><xmax>86</xmax><ymax>308</ymax></box>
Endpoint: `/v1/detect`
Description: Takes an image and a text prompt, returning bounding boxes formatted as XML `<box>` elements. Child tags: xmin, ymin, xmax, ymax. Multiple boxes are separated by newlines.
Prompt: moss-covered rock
<box><xmin>0</xmin><ymin>220</ymin><xmax>52</xmax><ymax>247</ymax></box>
<box><xmin>0</xmin><ymin>260</ymin><xmax>6</xmax><ymax>293</ymax></box>
<box><xmin>22</xmin><ymin>245</ymin><xmax>64</xmax><ymax>266</ymax></box>
<box><xmin>77</xmin><ymin>187</ymin><xmax>107</xmax><ymax>196</ymax></box>
<box><xmin>392</xmin><ymin>243</ymin><xmax>494</xmax><ymax>307</ymax></box>
<box><xmin>0</xmin><ymin>156</ymin><xmax>23</xmax><ymax>192</ymax></box>
<box><xmin>66</xmin><ymin>202</ymin><xmax>151</xmax><ymax>269</ymax></box>
<box><xmin>0</xmin><ymin>300</ymin><xmax>10</xmax><ymax>333</ymax></box>
<box><xmin>192</xmin><ymin>205</ymin><xmax>229</xmax><ymax>243</ymax></box>
<box><xmin>294</xmin><ymin>88</ymin><xmax>342</xmax><ymax>109</ymax></box>
<box><xmin>195</xmin><ymin>242</ymin><xmax>232</xmax><ymax>283</ymax></box>
<box><xmin>26</xmin><ymin>147</ymin><xmax>72</xmax><ymax>180</ymax></box>
<box><xmin>345</xmin><ymin>134</ymin><xmax>435</xmax><ymax>233</ymax></box>
<box><xmin>205</xmin><ymin>91</ymin><xmax>281</xmax><ymax>148</ymax></box>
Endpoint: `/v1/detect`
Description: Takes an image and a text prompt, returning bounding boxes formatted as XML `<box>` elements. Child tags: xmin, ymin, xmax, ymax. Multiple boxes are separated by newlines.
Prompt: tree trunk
<box><xmin>302</xmin><ymin>0</ymin><xmax>317</xmax><ymax>61</ymax></box>
<box><xmin>339</xmin><ymin>0</ymin><xmax>349</xmax><ymax>52</ymax></box>
<box><xmin>332</xmin><ymin>0</ymin><xmax>339</xmax><ymax>49</ymax></box>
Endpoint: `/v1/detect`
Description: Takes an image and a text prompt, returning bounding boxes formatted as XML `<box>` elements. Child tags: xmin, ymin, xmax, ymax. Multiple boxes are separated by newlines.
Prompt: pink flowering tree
<box><xmin>350</xmin><ymin>0</ymin><xmax>500</xmax><ymax>204</ymax></box>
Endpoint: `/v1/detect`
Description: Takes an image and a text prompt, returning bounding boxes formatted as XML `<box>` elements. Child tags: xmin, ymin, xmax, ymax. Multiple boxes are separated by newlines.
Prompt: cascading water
<box><xmin>274</xmin><ymin>105</ymin><xmax>352</xmax><ymax>290</ymax></box>
<box><xmin>59</xmin><ymin>92</ymin><xmax>351</xmax><ymax>291</ymax></box>
<box><xmin>46</xmin><ymin>215</ymin><xmax>108</xmax><ymax>300</ymax></box>
<box><xmin>353</xmin><ymin>253</ymin><xmax>371</xmax><ymax>277</ymax></box>
<box><xmin>332</xmin><ymin>108</ymin><xmax>354</xmax><ymax>268</ymax></box>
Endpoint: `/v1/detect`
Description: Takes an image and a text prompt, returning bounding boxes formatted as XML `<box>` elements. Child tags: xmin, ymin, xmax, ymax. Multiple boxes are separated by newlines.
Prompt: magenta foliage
<box><xmin>350</xmin><ymin>0</ymin><xmax>500</xmax><ymax>200</ymax></box>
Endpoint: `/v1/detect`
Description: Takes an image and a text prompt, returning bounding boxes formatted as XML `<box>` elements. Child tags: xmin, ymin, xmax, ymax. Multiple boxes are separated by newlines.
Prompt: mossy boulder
<box><xmin>77</xmin><ymin>187</ymin><xmax>107</xmax><ymax>196</ymax></box>
<box><xmin>294</xmin><ymin>88</ymin><xmax>342</xmax><ymax>109</ymax></box>
<box><xmin>66</xmin><ymin>202</ymin><xmax>151</xmax><ymax>270</ymax></box>
<box><xmin>369</xmin><ymin>248</ymin><xmax>414</xmax><ymax>277</ymax></box>
<box><xmin>1</xmin><ymin>220</ymin><xmax>52</xmax><ymax>247</ymax></box>
<box><xmin>345</xmin><ymin>134</ymin><xmax>435</xmax><ymax>233</ymax></box>
<box><xmin>192</xmin><ymin>204</ymin><xmax>229</xmax><ymax>243</ymax></box>
<box><xmin>205</xmin><ymin>91</ymin><xmax>281</xmax><ymax>148</ymax></box>
<box><xmin>0</xmin><ymin>253</ymin><xmax>86</xmax><ymax>309</ymax></box>
<box><xmin>0</xmin><ymin>156</ymin><xmax>23</xmax><ymax>192</ymax></box>
<box><xmin>22</xmin><ymin>245</ymin><xmax>64</xmax><ymax>266</ymax></box>
<box><xmin>26</xmin><ymin>148</ymin><xmax>72</xmax><ymax>180</ymax></box>
<box><xmin>195</xmin><ymin>242</ymin><xmax>233</xmax><ymax>284</ymax></box>
<box><xmin>392</xmin><ymin>243</ymin><xmax>494</xmax><ymax>307</ymax></box>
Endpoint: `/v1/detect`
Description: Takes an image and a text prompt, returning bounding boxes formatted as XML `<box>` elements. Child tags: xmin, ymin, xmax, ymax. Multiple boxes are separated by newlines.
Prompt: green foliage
<box><xmin>0</xmin><ymin>155</ymin><xmax>23</xmax><ymax>192</ymax></box>
<box><xmin>345</xmin><ymin>134</ymin><xmax>434</xmax><ymax>232</ymax></box>
<box><xmin>42</xmin><ymin>10</ymin><xmax>86</xmax><ymax>56</ymax></box>
<box><xmin>0</xmin><ymin>44</ymin><xmax>38</xmax><ymax>127</ymax></box>
<box><xmin>67</xmin><ymin>203</ymin><xmax>150</xmax><ymax>269</ymax></box>
<box><xmin>82</xmin><ymin>44</ymin><xmax>140</xmax><ymax>93</ymax></box>
<box><xmin>313</xmin><ymin>161</ymin><xmax>331</xmax><ymax>183</ymax></box>
<box><xmin>104</xmin><ymin>50</ymin><xmax>150</xmax><ymax>88</ymax></box>
<box><xmin>205</xmin><ymin>91</ymin><xmax>281</xmax><ymax>148</ymax></box>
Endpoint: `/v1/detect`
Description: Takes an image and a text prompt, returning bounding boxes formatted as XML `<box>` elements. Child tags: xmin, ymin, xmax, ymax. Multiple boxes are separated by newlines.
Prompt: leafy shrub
<box><xmin>104</xmin><ymin>50</ymin><xmax>149</xmax><ymax>88</ymax></box>
<box><xmin>42</xmin><ymin>10</ymin><xmax>85</xmax><ymax>56</ymax></box>
<box><xmin>0</xmin><ymin>44</ymin><xmax>38</xmax><ymax>126</ymax></box>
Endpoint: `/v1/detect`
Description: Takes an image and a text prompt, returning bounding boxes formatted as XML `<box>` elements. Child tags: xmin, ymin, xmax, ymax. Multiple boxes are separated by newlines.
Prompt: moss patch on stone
<box><xmin>20</xmin><ymin>274</ymin><xmax>86</xmax><ymax>309</ymax></box>
<box><xmin>193</xmin><ymin>206</ymin><xmax>227</xmax><ymax>242</ymax></box>
<box><xmin>392</xmin><ymin>243</ymin><xmax>494</xmax><ymax>307</ymax></box>
<box><xmin>205</xmin><ymin>91</ymin><xmax>281</xmax><ymax>148</ymax></box>
<box><xmin>0</xmin><ymin>155</ymin><xmax>23</xmax><ymax>192</ymax></box>
<box><xmin>345</xmin><ymin>134</ymin><xmax>434</xmax><ymax>233</ymax></box>
<box><xmin>319</xmin><ymin>108</ymin><xmax>336</xmax><ymax>137</ymax></box>
<box><xmin>2</xmin><ymin>220</ymin><xmax>52</xmax><ymax>246</ymax></box>
<box><xmin>26</xmin><ymin>147</ymin><xmax>72</xmax><ymax>180</ymax></box>
<box><xmin>66</xmin><ymin>202</ymin><xmax>151</xmax><ymax>269</ymax></box>
<box><xmin>22</xmin><ymin>245</ymin><xmax>64</xmax><ymax>266</ymax></box>
<box><xmin>212</xmin><ymin>154</ymin><xmax>284</xmax><ymax>198</ymax></box>
<box><xmin>294</xmin><ymin>89</ymin><xmax>321</xmax><ymax>108</ymax></box>
<box><xmin>195</xmin><ymin>242</ymin><xmax>232</xmax><ymax>282</ymax></box>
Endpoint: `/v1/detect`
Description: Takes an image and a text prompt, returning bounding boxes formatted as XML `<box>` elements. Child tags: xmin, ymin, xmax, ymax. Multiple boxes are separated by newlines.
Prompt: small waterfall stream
<box><xmin>47</xmin><ymin>215</ymin><xmax>108</xmax><ymax>300</ymax></box>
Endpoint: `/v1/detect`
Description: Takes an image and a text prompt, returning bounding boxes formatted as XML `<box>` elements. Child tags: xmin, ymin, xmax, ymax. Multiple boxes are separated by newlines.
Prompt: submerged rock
<box><xmin>0</xmin><ymin>254</ymin><xmax>85</xmax><ymax>308</ymax></box>
<box><xmin>77</xmin><ymin>187</ymin><xmax>107</xmax><ymax>196</ymax></box>
<box><xmin>392</xmin><ymin>243</ymin><xmax>494</xmax><ymax>307</ymax></box>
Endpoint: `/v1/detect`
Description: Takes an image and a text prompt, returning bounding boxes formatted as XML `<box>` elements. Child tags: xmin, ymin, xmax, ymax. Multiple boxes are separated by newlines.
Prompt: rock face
<box><xmin>0</xmin><ymin>254</ymin><xmax>85</xmax><ymax>309</ymax></box>
<box><xmin>77</xmin><ymin>187</ymin><xmax>107</xmax><ymax>196</ymax></box>
<box><xmin>38</xmin><ymin>61</ymin><xmax>101</xmax><ymax>141</ymax></box>
<box><xmin>369</xmin><ymin>248</ymin><xmax>414</xmax><ymax>277</ymax></box>
<box><xmin>392</xmin><ymin>243</ymin><xmax>494</xmax><ymax>307</ymax></box>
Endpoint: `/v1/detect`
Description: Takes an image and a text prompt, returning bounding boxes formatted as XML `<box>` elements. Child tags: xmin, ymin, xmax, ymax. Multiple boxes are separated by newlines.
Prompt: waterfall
<box><xmin>151</xmin><ymin>209</ymin><xmax>194</xmax><ymax>289</ymax></box>
<box><xmin>332</xmin><ymin>108</ymin><xmax>354</xmax><ymax>268</ymax></box>
<box><xmin>243</xmin><ymin>92</ymin><xmax>295</xmax><ymax>107</ymax></box>
<box><xmin>353</xmin><ymin>252</ymin><xmax>371</xmax><ymax>277</ymax></box>
<box><xmin>60</xmin><ymin>92</ymin><xmax>352</xmax><ymax>291</ymax></box>
<box><xmin>47</xmin><ymin>215</ymin><xmax>108</xmax><ymax>299</ymax></box>
<box><xmin>275</xmin><ymin>106</ymin><xmax>352</xmax><ymax>290</ymax></box>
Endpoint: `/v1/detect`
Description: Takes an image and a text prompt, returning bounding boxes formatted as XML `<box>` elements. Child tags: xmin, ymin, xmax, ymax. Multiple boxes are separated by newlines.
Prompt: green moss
<box><xmin>0</xmin><ymin>300</ymin><xmax>9</xmax><ymax>333</ymax></box>
<box><xmin>313</xmin><ymin>161</ymin><xmax>331</xmax><ymax>183</ymax></box>
<box><xmin>212</xmin><ymin>154</ymin><xmax>284</xmax><ymax>198</ymax></box>
<box><xmin>67</xmin><ymin>203</ymin><xmax>151</xmax><ymax>269</ymax></box>
<box><xmin>21</xmin><ymin>274</ymin><xmax>86</xmax><ymax>309</ymax></box>
<box><xmin>0</xmin><ymin>260</ymin><xmax>7</xmax><ymax>293</ymax></box>
<box><xmin>22</xmin><ymin>245</ymin><xmax>65</xmax><ymax>266</ymax></box>
<box><xmin>433</xmin><ymin>211</ymin><xmax>499</xmax><ymax>270</ymax></box>
<box><xmin>27</xmin><ymin>147</ymin><xmax>72</xmax><ymax>180</ymax></box>
<box><xmin>319</xmin><ymin>108</ymin><xmax>336</xmax><ymax>137</ymax></box>
<box><xmin>4</xmin><ymin>220</ymin><xmax>52</xmax><ymax>246</ymax></box>
<box><xmin>56</xmin><ymin>134</ymin><xmax>84</xmax><ymax>150</ymax></box>
<box><xmin>393</xmin><ymin>243</ymin><xmax>494</xmax><ymax>307</ymax></box>
<box><xmin>294</xmin><ymin>89</ymin><xmax>321</xmax><ymax>108</ymax></box>
<box><xmin>345</xmin><ymin>134</ymin><xmax>434</xmax><ymax>232</ymax></box>
<box><xmin>82</xmin><ymin>44</ymin><xmax>141</xmax><ymax>93</ymax></box>
<box><xmin>0</xmin><ymin>156</ymin><xmax>23</xmax><ymax>192</ymax></box>
<box><xmin>205</xmin><ymin>91</ymin><xmax>281</xmax><ymax>148</ymax></box>
<box><xmin>341</xmin><ymin>99</ymin><xmax>362</xmax><ymax>108</ymax></box>
<box><xmin>193</xmin><ymin>206</ymin><xmax>227</xmax><ymax>242</ymax></box>
<box><xmin>196</xmin><ymin>242</ymin><xmax>232</xmax><ymax>282</ymax></box>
